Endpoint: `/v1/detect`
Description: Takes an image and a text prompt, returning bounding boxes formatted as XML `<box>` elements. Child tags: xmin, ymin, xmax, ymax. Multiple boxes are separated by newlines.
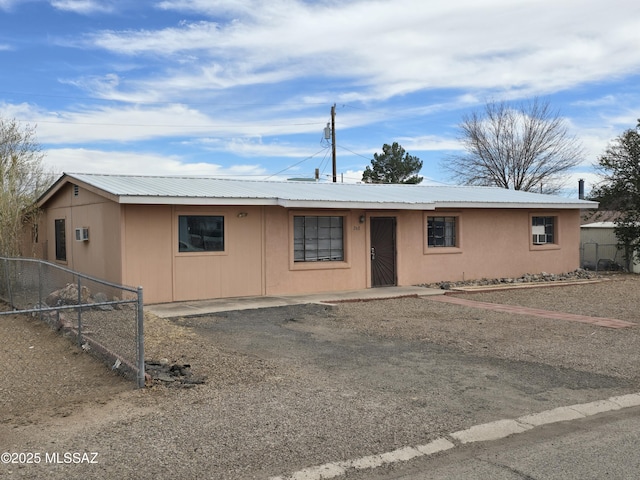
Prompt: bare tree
<box><xmin>0</xmin><ymin>118</ymin><xmax>50</xmax><ymax>257</ymax></box>
<box><xmin>447</xmin><ymin>98</ymin><xmax>583</xmax><ymax>194</ymax></box>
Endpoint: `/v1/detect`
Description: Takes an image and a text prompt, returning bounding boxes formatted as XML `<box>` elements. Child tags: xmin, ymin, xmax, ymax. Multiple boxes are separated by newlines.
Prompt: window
<box><xmin>294</xmin><ymin>216</ymin><xmax>344</xmax><ymax>262</ymax></box>
<box><xmin>427</xmin><ymin>216</ymin><xmax>457</xmax><ymax>247</ymax></box>
<box><xmin>55</xmin><ymin>219</ymin><xmax>66</xmax><ymax>261</ymax></box>
<box><xmin>532</xmin><ymin>216</ymin><xmax>555</xmax><ymax>244</ymax></box>
<box><xmin>178</xmin><ymin>215</ymin><xmax>224</xmax><ymax>252</ymax></box>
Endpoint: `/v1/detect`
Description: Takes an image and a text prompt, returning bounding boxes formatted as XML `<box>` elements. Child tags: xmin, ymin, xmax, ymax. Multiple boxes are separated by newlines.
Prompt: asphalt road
<box><xmin>353</xmin><ymin>406</ymin><xmax>640</xmax><ymax>480</ymax></box>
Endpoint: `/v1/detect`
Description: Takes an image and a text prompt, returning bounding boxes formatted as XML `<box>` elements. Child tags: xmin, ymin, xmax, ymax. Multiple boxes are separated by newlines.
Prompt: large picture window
<box><xmin>294</xmin><ymin>216</ymin><xmax>344</xmax><ymax>262</ymax></box>
<box><xmin>532</xmin><ymin>216</ymin><xmax>555</xmax><ymax>244</ymax></box>
<box><xmin>427</xmin><ymin>216</ymin><xmax>457</xmax><ymax>247</ymax></box>
<box><xmin>55</xmin><ymin>219</ymin><xmax>66</xmax><ymax>261</ymax></box>
<box><xmin>178</xmin><ymin>215</ymin><xmax>224</xmax><ymax>252</ymax></box>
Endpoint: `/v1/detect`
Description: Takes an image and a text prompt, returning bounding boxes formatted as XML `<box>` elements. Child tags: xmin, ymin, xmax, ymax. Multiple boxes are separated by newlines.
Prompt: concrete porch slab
<box><xmin>145</xmin><ymin>286</ymin><xmax>444</xmax><ymax>318</ymax></box>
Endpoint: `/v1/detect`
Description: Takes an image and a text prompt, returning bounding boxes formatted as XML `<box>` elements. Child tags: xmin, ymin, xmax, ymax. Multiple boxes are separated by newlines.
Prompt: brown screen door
<box><xmin>370</xmin><ymin>217</ymin><xmax>397</xmax><ymax>287</ymax></box>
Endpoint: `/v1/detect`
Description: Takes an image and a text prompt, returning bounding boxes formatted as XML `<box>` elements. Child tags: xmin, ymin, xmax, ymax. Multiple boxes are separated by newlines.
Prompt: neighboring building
<box><xmin>35</xmin><ymin>173</ymin><xmax>597</xmax><ymax>304</ymax></box>
<box><xmin>580</xmin><ymin>221</ymin><xmax>640</xmax><ymax>273</ymax></box>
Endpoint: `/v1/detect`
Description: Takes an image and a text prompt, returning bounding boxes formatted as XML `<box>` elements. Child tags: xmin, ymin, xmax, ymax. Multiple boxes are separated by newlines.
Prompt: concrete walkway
<box><xmin>145</xmin><ymin>285</ymin><xmax>444</xmax><ymax>318</ymax></box>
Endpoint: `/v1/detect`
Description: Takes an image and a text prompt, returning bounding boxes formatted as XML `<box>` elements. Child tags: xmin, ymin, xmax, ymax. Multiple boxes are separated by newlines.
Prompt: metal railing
<box><xmin>580</xmin><ymin>242</ymin><xmax>627</xmax><ymax>272</ymax></box>
<box><xmin>0</xmin><ymin>257</ymin><xmax>144</xmax><ymax>387</ymax></box>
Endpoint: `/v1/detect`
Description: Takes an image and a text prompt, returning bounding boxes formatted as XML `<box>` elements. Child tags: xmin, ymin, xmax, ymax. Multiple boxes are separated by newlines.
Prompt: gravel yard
<box><xmin>2</xmin><ymin>274</ymin><xmax>639</xmax><ymax>479</ymax></box>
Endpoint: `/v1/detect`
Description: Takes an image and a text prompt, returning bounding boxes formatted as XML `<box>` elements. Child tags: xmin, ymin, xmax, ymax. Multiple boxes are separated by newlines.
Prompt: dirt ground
<box><xmin>1</xmin><ymin>273</ymin><xmax>639</xmax><ymax>479</ymax></box>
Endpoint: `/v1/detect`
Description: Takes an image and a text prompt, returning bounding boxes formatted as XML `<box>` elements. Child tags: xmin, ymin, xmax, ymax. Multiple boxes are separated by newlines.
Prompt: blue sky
<box><xmin>1</xmin><ymin>0</ymin><xmax>640</xmax><ymax>196</ymax></box>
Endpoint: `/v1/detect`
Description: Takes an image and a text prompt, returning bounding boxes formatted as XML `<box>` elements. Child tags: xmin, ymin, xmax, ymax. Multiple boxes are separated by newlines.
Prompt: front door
<box><xmin>370</xmin><ymin>217</ymin><xmax>397</xmax><ymax>287</ymax></box>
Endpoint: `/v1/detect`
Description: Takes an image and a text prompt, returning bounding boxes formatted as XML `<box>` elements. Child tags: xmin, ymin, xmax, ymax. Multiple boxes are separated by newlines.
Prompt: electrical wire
<box><xmin>264</xmin><ymin>147</ymin><xmax>330</xmax><ymax>179</ymax></box>
<box><xmin>18</xmin><ymin>118</ymin><xmax>325</xmax><ymax>128</ymax></box>
<box><xmin>337</xmin><ymin>144</ymin><xmax>374</xmax><ymax>162</ymax></box>
<box><xmin>0</xmin><ymin>89</ymin><xmax>329</xmax><ymax>107</ymax></box>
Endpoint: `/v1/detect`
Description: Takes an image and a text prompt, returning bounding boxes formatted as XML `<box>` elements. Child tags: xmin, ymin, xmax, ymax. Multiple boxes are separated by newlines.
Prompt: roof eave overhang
<box><xmin>37</xmin><ymin>174</ymin><xmax>121</xmax><ymax>206</ymax></box>
<box><xmin>116</xmin><ymin>196</ymin><xmax>437</xmax><ymax>210</ymax></box>
<box><xmin>276</xmin><ymin>199</ymin><xmax>436</xmax><ymax>210</ymax></box>
<box><xmin>433</xmin><ymin>201</ymin><xmax>599</xmax><ymax>209</ymax></box>
<box><xmin>117</xmin><ymin>196</ymin><xmax>280</xmax><ymax>206</ymax></box>
<box><xmin>85</xmin><ymin>196</ymin><xmax>599</xmax><ymax>211</ymax></box>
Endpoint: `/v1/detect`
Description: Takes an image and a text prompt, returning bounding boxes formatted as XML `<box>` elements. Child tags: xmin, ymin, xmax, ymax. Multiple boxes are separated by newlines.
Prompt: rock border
<box><xmin>423</xmin><ymin>268</ymin><xmax>602</xmax><ymax>291</ymax></box>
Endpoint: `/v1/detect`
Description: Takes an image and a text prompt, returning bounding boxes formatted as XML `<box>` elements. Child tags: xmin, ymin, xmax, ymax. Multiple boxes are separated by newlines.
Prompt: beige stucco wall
<box><xmin>42</xmin><ymin>183</ymin><xmax>122</xmax><ymax>283</ymax></box>
<box><xmin>263</xmin><ymin>208</ymin><xmax>369</xmax><ymax>295</ymax></box>
<box><xmin>121</xmin><ymin>204</ymin><xmax>173</xmax><ymax>303</ymax></box>
<box><xmin>40</xmin><ymin>187</ymin><xmax>583</xmax><ymax>304</ymax></box>
<box><xmin>121</xmin><ymin>204</ymin><xmax>264</xmax><ymax>304</ymax></box>
<box><xmin>396</xmin><ymin>208</ymin><xmax>581</xmax><ymax>285</ymax></box>
<box><xmin>264</xmin><ymin>207</ymin><xmax>581</xmax><ymax>296</ymax></box>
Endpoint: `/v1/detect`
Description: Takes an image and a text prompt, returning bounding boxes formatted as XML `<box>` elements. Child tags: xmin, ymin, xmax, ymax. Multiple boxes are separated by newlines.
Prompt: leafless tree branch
<box><xmin>446</xmin><ymin>98</ymin><xmax>583</xmax><ymax>194</ymax></box>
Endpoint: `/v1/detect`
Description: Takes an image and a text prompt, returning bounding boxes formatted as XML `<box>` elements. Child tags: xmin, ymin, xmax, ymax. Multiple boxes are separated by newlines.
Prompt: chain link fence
<box><xmin>580</xmin><ymin>242</ymin><xmax>627</xmax><ymax>272</ymax></box>
<box><xmin>0</xmin><ymin>257</ymin><xmax>144</xmax><ymax>387</ymax></box>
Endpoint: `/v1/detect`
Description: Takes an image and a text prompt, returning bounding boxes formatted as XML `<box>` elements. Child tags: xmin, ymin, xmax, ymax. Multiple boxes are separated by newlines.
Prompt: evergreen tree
<box><xmin>362</xmin><ymin>142</ymin><xmax>423</xmax><ymax>184</ymax></box>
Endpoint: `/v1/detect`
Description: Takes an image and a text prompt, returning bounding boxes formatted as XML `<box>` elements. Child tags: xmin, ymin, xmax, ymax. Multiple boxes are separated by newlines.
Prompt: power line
<box><xmin>264</xmin><ymin>147</ymin><xmax>330</xmax><ymax>179</ymax></box>
<box><xmin>18</xmin><ymin>118</ymin><xmax>325</xmax><ymax>128</ymax></box>
<box><xmin>0</xmin><ymin>89</ymin><xmax>329</xmax><ymax>107</ymax></box>
<box><xmin>337</xmin><ymin>144</ymin><xmax>374</xmax><ymax>161</ymax></box>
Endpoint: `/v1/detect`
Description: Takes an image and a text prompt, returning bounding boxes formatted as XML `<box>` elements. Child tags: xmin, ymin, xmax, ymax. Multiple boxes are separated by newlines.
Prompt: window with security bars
<box><xmin>532</xmin><ymin>216</ymin><xmax>555</xmax><ymax>244</ymax></box>
<box><xmin>294</xmin><ymin>216</ymin><xmax>344</xmax><ymax>262</ymax></box>
<box><xmin>427</xmin><ymin>216</ymin><xmax>457</xmax><ymax>247</ymax></box>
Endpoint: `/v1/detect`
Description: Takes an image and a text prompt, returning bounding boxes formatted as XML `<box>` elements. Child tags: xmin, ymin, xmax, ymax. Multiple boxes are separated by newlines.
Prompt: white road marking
<box><xmin>271</xmin><ymin>392</ymin><xmax>640</xmax><ymax>480</ymax></box>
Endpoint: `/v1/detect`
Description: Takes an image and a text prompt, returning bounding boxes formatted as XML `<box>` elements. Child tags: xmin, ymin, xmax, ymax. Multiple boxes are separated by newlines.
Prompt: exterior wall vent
<box><xmin>73</xmin><ymin>184</ymin><xmax>79</xmax><ymax>197</ymax></box>
<box><xmin>75</xmin><ymin>227</ymin><xmax>89</xmax><ymax>242</ymax></box>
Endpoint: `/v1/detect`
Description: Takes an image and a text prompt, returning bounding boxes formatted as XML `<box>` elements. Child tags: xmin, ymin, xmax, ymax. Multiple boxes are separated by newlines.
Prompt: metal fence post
<box><xmin>77</xmin><ymin>276</ymin><xmax>83</xmax><ymax>347</ymax></box>
<box><xmin>4</xmin><ymin>258</ymin><xmax>14</xmax><ymax>309</ymax></box>
<box><xmin>38</xmin><ymin>261</ymin><xmax>43</xmax><ymax>322</ymax></box>
<box><xmin>136</xmin><ymin>286</ymin><xmax>145</xmax><ymax>388</ymax></box>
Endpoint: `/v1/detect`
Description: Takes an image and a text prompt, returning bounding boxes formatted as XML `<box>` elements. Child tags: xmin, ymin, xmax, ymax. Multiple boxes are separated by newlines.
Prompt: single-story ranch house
<box><xmin>35</xmin><ymin>173</ymin><xmax>598</xmax><ymax>304</ymax></box>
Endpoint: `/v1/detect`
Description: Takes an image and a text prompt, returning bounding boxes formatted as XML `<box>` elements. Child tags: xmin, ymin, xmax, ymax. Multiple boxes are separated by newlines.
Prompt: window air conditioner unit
<box><xmin>75</xmin><ymin>227</ymin><xmax>89</xmax><ymax>242</ymax></box>
<box><xmin>533</xmin><ymin>234</ymin><xmax>546</xmax><ymax>244</ymax></box>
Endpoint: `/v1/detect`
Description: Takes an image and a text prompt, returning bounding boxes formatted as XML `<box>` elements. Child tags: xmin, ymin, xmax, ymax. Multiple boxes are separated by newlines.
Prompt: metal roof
<box><xmin>581</xmin><ymin>222</ymin><xmax>617</xmax><ymax>228</ymax></box>
<box><xmin>38</xmin><ymin>173</ymin><xmax>598</xmax><ymax>210</ymax></box>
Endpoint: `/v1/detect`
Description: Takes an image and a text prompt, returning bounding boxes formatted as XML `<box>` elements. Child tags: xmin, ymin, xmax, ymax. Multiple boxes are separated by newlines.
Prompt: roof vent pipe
<box><xmin>578</xmin><ymin>178</ymin><xmax>585</xmax><ymax>200</ymax></box>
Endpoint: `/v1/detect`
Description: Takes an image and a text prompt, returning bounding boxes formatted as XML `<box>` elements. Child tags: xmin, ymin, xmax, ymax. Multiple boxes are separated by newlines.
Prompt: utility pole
<box><xmin>331</xmin><ymin>103</ymin><xmax>337</xmax><ymax>183</ymax></box>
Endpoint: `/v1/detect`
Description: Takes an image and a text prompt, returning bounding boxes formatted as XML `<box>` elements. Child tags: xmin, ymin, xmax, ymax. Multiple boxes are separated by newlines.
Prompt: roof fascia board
<box><xmin>98</xmin><ymin>197</ymin><xmax>595</xmax><ymax>210</ymax></box>
<box><xmin>37</xmin><ymin>174</ymin><xmax>69</xmax><ymax>206</ymax></box>
<box><xmin>276</xmin><ymin>199</ymin><xmax>436</xmax><ymax>210</ymax></box>
<box><xmin>118</xmin><ymin>196</ymin><xmax>436</xmax><ymax>210</ymax></box>
<box><xmin>38</xmin><ymin>174</ymin><xmax>119</xmax><ymax>206</ymax></box>
<box><xmin>433</xmin><ymin>201</ymin><xmax>598</xmax><ymax>209</ymax></box>
<box><xmin>117</xmin><ymin>196</ymin><xmax>280</xmax><ymax>206</ymax></box>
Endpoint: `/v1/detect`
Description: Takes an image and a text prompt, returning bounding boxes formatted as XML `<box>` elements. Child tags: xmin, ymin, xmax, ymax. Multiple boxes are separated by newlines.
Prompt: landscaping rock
<box><xmin>424</xmin><ymin>268</ymin><xmax>600</xmax><ymax>290</ymax></box>
<box><xmin>45</xmin><ymin>283</ymin><xmax>92</xmax><ymax>306</ymax></box>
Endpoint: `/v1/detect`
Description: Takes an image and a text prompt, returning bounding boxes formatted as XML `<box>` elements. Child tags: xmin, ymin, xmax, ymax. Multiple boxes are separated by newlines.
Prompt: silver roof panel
<box><xmin>40</xmin><ymin>173</ymin><xmax>598</xmax><ymax>210</ymax></box>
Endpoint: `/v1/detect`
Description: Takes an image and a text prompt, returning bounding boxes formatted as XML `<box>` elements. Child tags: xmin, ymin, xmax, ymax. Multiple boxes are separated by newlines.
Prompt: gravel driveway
<box><xmin>2</xmin><ymin>274</ymin><xmax>639</xmax><ymax>479</ymax></box>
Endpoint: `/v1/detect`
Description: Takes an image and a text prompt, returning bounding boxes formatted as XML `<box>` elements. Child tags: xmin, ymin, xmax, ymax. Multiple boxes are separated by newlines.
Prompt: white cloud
<box><xmin>396</xmin><ymin>135</ymin><xmax>463</xmax><ymax>152</ymax></box>
<box><xmin>5</xmin><ymin>100</ymin><xmax>326</xmax><ymax>144</ymax></box>
<box><xmin>77</xmin><ymin>0</ymin><xmax>640</xmax><ymax>103</ymax></box>
<box><xmin>50</xmin><ymin>0</ymin><xmax>115</xmax><ymax>14</ymax></box>
<box><xmin>0</xmin><ymin>0</ymin><xmax>21</xmax><ymax>10</ymax></box>
<box><xmin>43</xmin><ymin>147</ymin><xmax>268</xmax><ymax>177</ymax></box>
